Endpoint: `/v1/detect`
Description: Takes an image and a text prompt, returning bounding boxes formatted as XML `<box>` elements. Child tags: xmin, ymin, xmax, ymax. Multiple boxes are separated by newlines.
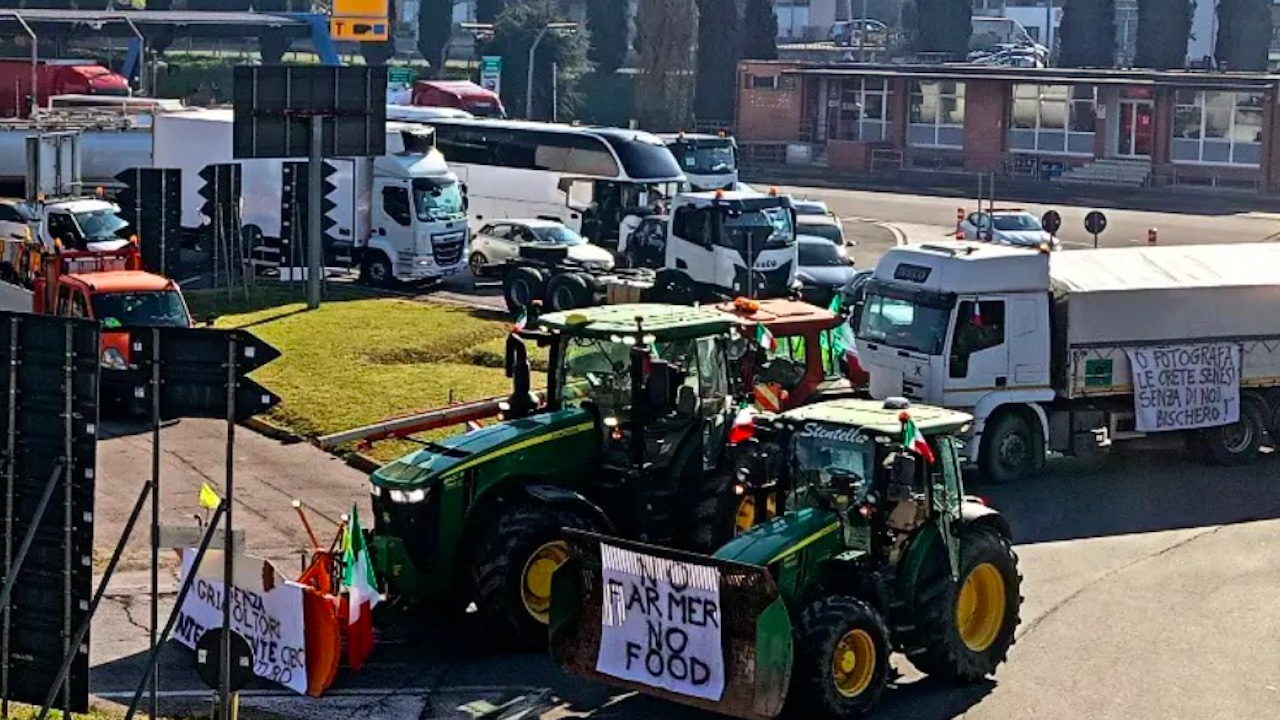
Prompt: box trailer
<box><xmin>855</xmin><ymin>241</ymin><xmax>1280</xmax><ymax>482</ymax></box>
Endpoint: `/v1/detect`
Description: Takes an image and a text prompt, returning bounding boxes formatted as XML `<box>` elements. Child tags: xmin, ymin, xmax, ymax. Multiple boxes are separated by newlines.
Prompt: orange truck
<box><xmin>31</xmin><ymin>236</ymin><xmax>193</xmax><ymax>411</ymax></box>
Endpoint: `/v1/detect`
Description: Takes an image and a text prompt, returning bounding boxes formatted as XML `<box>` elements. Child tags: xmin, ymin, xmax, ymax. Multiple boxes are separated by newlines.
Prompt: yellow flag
<box><xmin>199</xmin><ymin>482</ymin><xmax>221</xmax><ymax>510</ymax></box>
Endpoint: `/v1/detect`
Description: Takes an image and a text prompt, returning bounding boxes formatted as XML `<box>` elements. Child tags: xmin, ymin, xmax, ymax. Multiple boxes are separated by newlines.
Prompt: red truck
<box><xmin>0</xmin><ymin>59</ymin><xmax>131</xmax><ymax>118</ymax></box>
<box><xmin>410</xmin><ymin>80</ymin><xmax>506</xmax><ymax>118</ymax></box>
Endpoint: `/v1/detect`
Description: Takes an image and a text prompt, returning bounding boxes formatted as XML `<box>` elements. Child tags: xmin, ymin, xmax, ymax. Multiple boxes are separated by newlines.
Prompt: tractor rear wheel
<box><xmin>904</xmin><ymin>525</ymin><xmax>1022</xmax><ymax>681</ymax></box>
<box><xmin>790</xmin><ymin>594</ymin><xmax>891</xmax><ymax>719</ymax></box>
<box><xmin>469</xmin><ymin>503</ymin><xmax>601</xmax><ymax>650</ymax></box>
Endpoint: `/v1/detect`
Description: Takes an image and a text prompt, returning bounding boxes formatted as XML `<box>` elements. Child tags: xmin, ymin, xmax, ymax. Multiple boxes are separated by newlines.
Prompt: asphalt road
<box><xmin>0</xmin><ymin>279</ymin><xmax>30</xmax><ymax>312</ymax></box>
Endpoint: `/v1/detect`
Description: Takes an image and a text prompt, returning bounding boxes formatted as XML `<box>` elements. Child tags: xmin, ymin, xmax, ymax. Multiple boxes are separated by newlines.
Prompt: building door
<box><xmin>1117</xmin><ymin>98</ymin><xmax>1154</xmax><ymax>158</ymax></box>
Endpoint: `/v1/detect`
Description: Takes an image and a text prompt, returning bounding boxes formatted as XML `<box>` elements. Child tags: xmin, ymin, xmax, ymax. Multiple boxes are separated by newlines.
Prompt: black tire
<box><xmin>469</xmin><ymin>503</ymin><xmax>602</xmax><ymax>650</ymax></box>
<box><xmin>903</xmin><ymin>525</ymin><xmax>1022</xmax><ymax>682</ymax></box>
<box><xmin>789</xmin><ymin>594</ymin><xmax>892</xmax><ymax>719</ymax></box>
<box><xmin>652</xmin><ymin>270</ymin><xmax>695</xmax><ymax>305</ymax></box>
<box><xmin>546</xmin><ymin>272</ymin><xmax>592</xmax><ymax>311</ymax></box>
<box><xmin>468</xmin><ymin>251</ymin><xmax>489</xmax><ymax>278</ymax></box>
<box><xmin>360</xmin><ymin>250</ymin><xmax>395</xmax><ymax>288</ymax></box>
<box><xmin>1269</xmin><ymin>400</ymin><xmax>1280</xmax><ymax>446</ymax></box>
<box><xmin>1201</xmin><ymin>395</ymin><xmax>1267</xmax><ymax>466</ymax></box>
<box><xmin>504</xmin><ymin>267</ymin><xmax>546</xmax><ymax>314</ymax></box>
<box><xmin>977</xmin><ymin>410</ymin><xmax>1043</xmax><ymax>484</ymax></box>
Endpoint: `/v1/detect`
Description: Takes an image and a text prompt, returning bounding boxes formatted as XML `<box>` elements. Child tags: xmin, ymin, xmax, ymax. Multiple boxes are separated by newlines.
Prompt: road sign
<box><xmin>333</xmin><ymin>0</ymin><xmax>389</xmax><ymax>15</ymax></box>
<box><xmin>195</xmin><ymin>628</ymin><xmax>254</xmax><ymax>693</ymax></box>
<box><xmin>1041</xmin><ymin>210</ymin><xmax>1062</xmax><ymax>236</ymax></box>
<box><xmin>1084</xmin><ymin>210</ymin><xmax>1107</xmax><ymax>236</ymax></box>
<box><xmin>480</xmin><ymin>56</ymin><xmax>502</xmax><ymax>95</ymax></box>
<box><xmin>231</xmin><ymin>65</ymin><xmax>388</xmax><ymax>160</ymax></box>
<box><xmin>330</xmin><ymin>16</ymin><xmax>389</xmax><ymax>41</ymax></box>
<box><xmin>388</xmin><ymin>66</ymin><xmax>415</xmax><ymax>86</ymax></box>
<box><xmin>130</xmin><ymin>327</ymin><xmax>282</xmax><ymax>423</ymax></box>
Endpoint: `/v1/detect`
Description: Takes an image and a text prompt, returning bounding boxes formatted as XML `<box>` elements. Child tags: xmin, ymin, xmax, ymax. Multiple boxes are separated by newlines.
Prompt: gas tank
<box><xmin>0</xmin><ymin>128</ymin><xmax>152</xmax><ymax>185</ymax></box>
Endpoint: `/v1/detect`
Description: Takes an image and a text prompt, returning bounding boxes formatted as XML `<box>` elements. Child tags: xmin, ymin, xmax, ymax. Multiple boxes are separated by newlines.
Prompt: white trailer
<box><xmin>855</xmin><ymin>241</ymin><xmax>1280</xmax><ymax>482</ymax></box>
<box><xmin>152</xmin><ymin>108</ymin><xmax>469</xmax><ymax>285</ymax></box>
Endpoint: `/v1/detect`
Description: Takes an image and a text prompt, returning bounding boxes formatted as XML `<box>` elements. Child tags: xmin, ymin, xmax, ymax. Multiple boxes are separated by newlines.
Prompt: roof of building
<box><xmin>65</xmin><ymin>270</ymin><xmax>174</xmax><ymax>293</ymax></box>
<box><xmin>763</xmin><ymin>60</ymin><xmax>1280</xmax><ymax>89</ymax></box>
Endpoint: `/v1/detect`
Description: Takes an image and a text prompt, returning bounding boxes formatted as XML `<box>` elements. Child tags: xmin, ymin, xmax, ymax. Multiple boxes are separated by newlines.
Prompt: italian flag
<box><xmin>342</xmin><ymin>504</ymin><xmax>381</xmax><ymax>671</ymax></box>
<box><xmin>755</xmin><ymin>323</ymin><xmax>777</xmax><ymax>352</ymax></box>
<box><xmin>900</xmin><ymin>413</ymin><xmax>936</xmax><ymax>464</ymax></box>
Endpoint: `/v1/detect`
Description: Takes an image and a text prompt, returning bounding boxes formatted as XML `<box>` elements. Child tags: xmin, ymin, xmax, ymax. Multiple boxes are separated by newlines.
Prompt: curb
<box><xmin>345</xmin><ymin>453</ymin><xmax>382</xmax><ymax>474</ymax></box>
<box><xmin>240</xmin><ymin>415</ymin><xmax>304</xmax><ymax>444</ymax></box>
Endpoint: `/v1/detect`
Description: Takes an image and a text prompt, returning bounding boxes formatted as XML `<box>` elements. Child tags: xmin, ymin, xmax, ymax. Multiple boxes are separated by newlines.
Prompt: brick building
<box><xmin>736</xmin><ymin>60</ymin><xmax>1280</xmax><ymax>193</ymax></box>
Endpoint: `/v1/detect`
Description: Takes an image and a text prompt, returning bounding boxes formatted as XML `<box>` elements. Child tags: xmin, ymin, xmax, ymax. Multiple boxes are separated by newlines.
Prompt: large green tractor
<box><xmin>368</xmin><ymin>303</ymin><xmax>763</xmax><ymax>647</ymax></box>
<box><xmin>549</xmin><ymin>397</ymin><xmax>1023</xmax><ymax>719</ymax></box>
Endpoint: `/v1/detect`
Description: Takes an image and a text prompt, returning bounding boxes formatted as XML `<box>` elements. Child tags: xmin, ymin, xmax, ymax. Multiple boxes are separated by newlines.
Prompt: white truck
<box><xmin>854</xmin><ymin>241</ymin><xmax>1280</xmax><ymax>482</ymax></box>
<box><xmin>152</xmin><ymin>108</ymin><xmax>469</xmax><ymax>286</ymax></box>
<box><xmin>655</xmin><ymin>132</ymin><xmax>739</xmax><ymax>192</ymax></box>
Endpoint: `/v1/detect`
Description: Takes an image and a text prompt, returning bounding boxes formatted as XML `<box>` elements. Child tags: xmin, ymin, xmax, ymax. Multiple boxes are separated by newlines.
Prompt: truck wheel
<box><xmin>504</xmin><ymin>267</ymin><xmax>546</xmax><ymax>314</ymax></box>
<box><xmin>1201</xmin><ymin>396</ymin><xmax>1267</xmax><ymax>466</ymax></box>
<box><xmin>789</xmin><ymin>595</ymin><xmax>891</xmax><ymax>718</ymax></box>
<box><xmin>903</xmin><ymin>525</ymin><xmax>1022</xmax><ymax>682</ymax></box>
<box><xmin>360</xmin><ymin>251</ymin><xmax>395</xmax><ymax>288</ymax></box>
<box><xmin>469</xmin><ymin>503</ymin><xmax>602</xmax><ymax>650</ymax></box>
<box><xmin>546</xmin><ymin>273</ymin><xmax>592</xmax><ymax>311</ymax></box>
<box><xmin>978</xmin><ymin>410</ymin><xmax>1043</xmax><ymax>484</ymax></box>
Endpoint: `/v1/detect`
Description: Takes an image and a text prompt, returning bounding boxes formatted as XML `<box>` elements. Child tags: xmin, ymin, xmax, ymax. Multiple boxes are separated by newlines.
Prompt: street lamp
<box><xmin>527</xmin><ymin>21</ymin><xmax>577</xmax><ymax>120</ymax></box>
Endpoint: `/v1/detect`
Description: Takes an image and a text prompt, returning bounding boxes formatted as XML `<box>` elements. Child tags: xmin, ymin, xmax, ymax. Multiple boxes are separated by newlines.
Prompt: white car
<box><xmin>796</xmin><ymin>213</ymin><xmax>846</xmax><ymax>246</ymax></box>
<box><xmin>961</xmin><ymin>210</ymin><xmax>1059</xmax><ymax>249</ymax></box>
<box><xmin>468</xmin><ymin>219</ymin><xmax>615</xmax><ymax>276</ymax></box>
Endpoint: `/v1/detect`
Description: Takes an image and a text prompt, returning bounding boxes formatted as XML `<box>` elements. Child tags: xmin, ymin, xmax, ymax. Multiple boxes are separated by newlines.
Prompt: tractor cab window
<box><xmin>932</xmin><ymin>436</ymin><xmax>964</xmax><ymax>519</ymax></box>
<box><xmin>560</xmin><ymin>335</ymin><xmax>633</xmax><ymax>413</ymax></box>
<box><xmin>791</xmin><ymin>425</ymin><xmax>874</xmax><ymax>506</ymax></box>
<box><xmin>757</xmin><ymin>334</ymin><xmax>807</xmax><ymax>393</ymax></box>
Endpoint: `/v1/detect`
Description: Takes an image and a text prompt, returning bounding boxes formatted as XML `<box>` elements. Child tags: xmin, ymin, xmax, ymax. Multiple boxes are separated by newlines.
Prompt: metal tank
<box><xmin>0</xmin><ymin>126</ymin><xmax>152</xmax><ymax>186</ymax></box>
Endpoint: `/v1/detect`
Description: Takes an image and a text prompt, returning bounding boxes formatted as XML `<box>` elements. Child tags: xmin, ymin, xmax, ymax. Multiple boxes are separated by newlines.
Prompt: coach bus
<box><xmin>404</xmin><ymin>117</ymin><xmax>688</xmax><ymax>247</ymax></box>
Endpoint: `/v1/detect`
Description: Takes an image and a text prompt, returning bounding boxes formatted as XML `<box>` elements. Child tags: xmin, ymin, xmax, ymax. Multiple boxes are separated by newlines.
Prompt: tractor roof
<box><xmin>781</xmin><ymin>398</ymin><xmax>973</xmax><ymax>436</ymax></box>
<box><xmin>537</xmin><ymin>303</ymin><xmax>734</xmax><ymax>340</ymax></box>
<box><xmin>715</xmin><ymin>297</ymin><xmax>843</xmax><ymax>333</ymax></box>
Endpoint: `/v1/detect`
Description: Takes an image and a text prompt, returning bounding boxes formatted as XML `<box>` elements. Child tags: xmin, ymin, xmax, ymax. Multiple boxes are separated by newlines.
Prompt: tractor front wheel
<box><xmin>905</xmin><ymin>525</ymin><xmax>1022</xmax><ymax>681</ymax></box>
<box><xmin>790</xmin><ymin>594</ymin><xmax>891</xmax><ymax>719</ymax></box>
<box><xmin>469</xmin><ymin>503</ymin><xmax>601</xmax><ymax>650</ymax></box>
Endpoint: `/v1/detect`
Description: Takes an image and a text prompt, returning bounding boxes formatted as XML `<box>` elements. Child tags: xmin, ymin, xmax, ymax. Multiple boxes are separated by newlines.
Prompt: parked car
<box><xmin>796</xmin><ymin>234</ymin><xmax>855</xmax><ymax>307</ymax></box>
<box><xmin>0</xmin><ymin>198</ymin><xmax>37</xmax><ymax>283</ymax></box>
<box><xmin>468</xmin><ymin>219</ymin><xmax>615</xmax><ymax>276</ymax></box>
<box><xmin>792</xmin><ymin>198</ymin><xmax>832</xmax><ymax>217</ymax></box>
<box><xmin>796</xmin><ymin>212</ymin><xmax>846</xmax><ymax>246</ymax></box>
<box><xmin>960</xmin><ymin>208</ymin><xmax>1060</xmax><ymax>249</ymax></box>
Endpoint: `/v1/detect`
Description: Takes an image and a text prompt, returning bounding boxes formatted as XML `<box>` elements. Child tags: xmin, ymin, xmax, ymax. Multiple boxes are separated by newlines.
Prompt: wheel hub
<box><xmin>521</xmin><ymin>541</ymin><xmax>570</xmax><ymax>623</ymax></box>
<box><xmin>832</xmin><ymin>629</ymin><xmax>876</xmax><ymax>697</ymax></box>
<box><xmin>1220</xmin><ymin>421</ymin><xmax>1252</xmax><ymax>453</ymax></box>
<box><xmin>956</xmin><ymin>562</ymin><xmax>1007</xmax><ymax>652</ymax></box>
<box><xmin>998</xmin><ymin>432</ymin><xmax>1027</xmax><ymax>469</ymax></box>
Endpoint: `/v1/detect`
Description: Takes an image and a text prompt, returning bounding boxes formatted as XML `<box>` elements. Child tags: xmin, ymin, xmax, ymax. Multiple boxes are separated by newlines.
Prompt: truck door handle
<box><xmin>995</xmin><ymin>376</ymin><xmax>1007</xmax><ymax>387</ymax></box>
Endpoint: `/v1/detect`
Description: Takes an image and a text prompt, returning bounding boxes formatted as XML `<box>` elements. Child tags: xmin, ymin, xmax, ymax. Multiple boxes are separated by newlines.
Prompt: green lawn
<box><xmin>187</xmin><ymin>284</ymin><xmax>546</xmax><ymax>460</ymax></box>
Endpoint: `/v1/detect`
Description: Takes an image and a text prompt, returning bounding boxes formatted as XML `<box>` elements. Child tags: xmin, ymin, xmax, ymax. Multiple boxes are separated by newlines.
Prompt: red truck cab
<box><xmin>410</xmin><ymin>80</ymin><xmax>506</xmax><ymax>118</ymax></box>
<box><xmin>0</xmin><ymin>60</ymin><xmax>130</xmax><ymax>118</ymax></box>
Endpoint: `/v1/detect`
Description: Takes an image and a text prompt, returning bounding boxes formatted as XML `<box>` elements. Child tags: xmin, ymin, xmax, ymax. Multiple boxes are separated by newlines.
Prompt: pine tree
<box><xmin>1058</xmin><ymin>0</ymin><xmax>1117</xmax><ymax>68</ymax></box>
<box><xmin>741</xmin><ymin>0</ymin><xmax>778</xmax><ymax>60</ymax></box>
<box><xmin>476</xmin><ymin>0</ymin><xmax>506</xmax><ymax>24</ymax></box>
<box><xmin>695</xmin><ymin>0</ymin><xmax>742</xmax><ymax>122</ymax></box>
<box><xmin>909</xmin><ymin>0</ymin><xmax>971</xmax><ymax>57</ymax></box>
<box><xmin>587</xmin><ymin>0</ymin><xmax>630</xmax><ymax>75</ymax></box>
<box><xmin>418</xmin><ymin>0</ymin><xmax>456</xmax><ymax>77</ymax></box>
<box><xmin>1215</xmin><ymin>0</ymin><xmax>1272</xmax><ymax>71</ymax></box>
<box><xmin>1133</xmin><ymin>0</ymin><xmax>1192</xmax><ymax>69</ymax></box>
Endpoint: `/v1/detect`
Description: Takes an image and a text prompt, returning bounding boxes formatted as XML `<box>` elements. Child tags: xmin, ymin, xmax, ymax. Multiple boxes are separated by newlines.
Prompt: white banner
<box><xmin>595</xmin><ymin>543</ymin><xmax>725</xmax><ymax>702</ymax></box>
<box><xmin>1127</xmin><ymin>343</ymin><xmax>1240</xmax><ymax>432</ymax></box>
<box><xmin>172</xmin><ymin>549</ymin><xmax>309</xmax><ymax>695</ymax></box>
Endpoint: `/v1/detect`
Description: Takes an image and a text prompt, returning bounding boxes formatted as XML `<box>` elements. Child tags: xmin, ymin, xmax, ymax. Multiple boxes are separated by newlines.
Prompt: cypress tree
<box><xmin>1058</xmin><ymin>0</ymin><xmax>1117</xmax><ymax>68</ymax></box>
<box><xmin>741</xmin><ymin>0</ymin><xmax>778</xmax><ymax>61</ymax></box>
<box><xmin>1215</xmin><ymin>0</ymin><xmax>1272</xmax><ymax>71</ymax></box>
<box><xmin>1133</xmin><ymin>0</ymin><xmax>1192</xmax><ymax>69</ymax></box>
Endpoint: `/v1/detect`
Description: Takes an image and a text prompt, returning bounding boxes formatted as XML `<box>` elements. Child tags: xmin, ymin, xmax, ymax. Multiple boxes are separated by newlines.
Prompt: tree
<box><xmin>586</xmin><ymin>0</ymin><xmax>629</xmax><ymax>76</ymax></box>
<box><xmin>634</xmin><ymin>0</ymin><xmax>697</xmax><ymax>129</ymax></box>
<box><xmin>1134</xmin><ymin>0</ymin><xmax>1191</xmax><ymax>69</ymax></box>
<box><xmin>418</xmin><ymin>0</ymin><xmax>455</xmax><ymax>77</ymax></box>
<box><xmin>1216</xmin><ymin>0</ymin><xmax>1272</xmax><ymax>71</ymax></box>
<box><xmin>908</xmin><ymin>0</ymin><xmax>971</xmax><ymax>57</ymax></box>
<box><xmin>1058</xmin><ymin>0</ymin><xmax>1116</xmax><ymax>68</ymax></box>
<box><xmin>478</xmin><ymin>1</ymin><xmax>592</xmax><ymax>120</ymax></box>
<box><xmin>694</xmin><ymin>0</ymin><xmax>741</xmax><ymax>122</ymax></box>
<box><xmin>477</xmin><ymin>0</ymin><xmax>506</xmax><ymax>23</ymax></box>
<box><xmin>741</xmin><ymin>0</ymin><xmax>778</xmax><ymax>60</ymax></box>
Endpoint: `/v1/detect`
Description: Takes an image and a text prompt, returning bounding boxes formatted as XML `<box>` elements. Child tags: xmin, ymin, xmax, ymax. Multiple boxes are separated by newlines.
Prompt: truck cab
<box><xmin>656</xmin><ymin>132</ymin><xmax>739</xmax><ymax>192</ymax></box>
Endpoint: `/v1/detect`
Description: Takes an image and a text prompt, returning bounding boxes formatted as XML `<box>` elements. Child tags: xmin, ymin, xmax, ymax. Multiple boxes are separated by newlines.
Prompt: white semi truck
<box><xmin>152</xmin><ymin>108</ymin><xmax>469</xmax><ymax>285</ymax></box>
<box><xmin>854</xmin><ymin>241</ymin><xmax>1280</xmax><ymax>482</ymax></box>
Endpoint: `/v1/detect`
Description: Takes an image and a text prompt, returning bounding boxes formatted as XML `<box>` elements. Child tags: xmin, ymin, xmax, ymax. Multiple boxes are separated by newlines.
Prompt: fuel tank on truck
<box><xmin>0</xmin><ymin>126</ymin><xmax>152</xmax><ymax>187</ymax></box>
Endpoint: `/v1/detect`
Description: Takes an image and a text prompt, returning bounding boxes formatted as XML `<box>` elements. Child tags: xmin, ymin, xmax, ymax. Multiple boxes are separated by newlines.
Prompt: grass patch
<box><xmin>187</xmin><ymin>284</ymin><xmax>542</xmax><ymax>456</ymax></box>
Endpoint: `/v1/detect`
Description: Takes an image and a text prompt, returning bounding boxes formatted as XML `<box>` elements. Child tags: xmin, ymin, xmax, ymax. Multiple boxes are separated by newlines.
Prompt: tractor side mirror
<box><xmin>644</xmin><ymin>359</ymin><xmax>682</xmax><ymax>414</ymax></box>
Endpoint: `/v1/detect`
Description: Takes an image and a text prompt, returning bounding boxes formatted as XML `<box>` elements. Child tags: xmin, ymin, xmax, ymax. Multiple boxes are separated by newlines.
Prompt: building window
<box><xmin>1009</xmin><ymin>84</ymin><xmax>1096</xmax><ymax>155</ymax></box>
<box><xmin>908</xmin><ymin>81</ymin><xmax>965</xmax><ymax>148</ymax></box>
<box><xmin>1172</xmin><ymin>90</ymin><xmax>1263</xmax><ymax>166</ymax></box>
<box><xmin>825</xmin><ymin>78</ymin><xmax>891</xmax><ymax>142</ymax></box>
<box><xmin>748</xmin><ymin>74</ymin><xmax>780</xmax><ymax>90</ymax></box>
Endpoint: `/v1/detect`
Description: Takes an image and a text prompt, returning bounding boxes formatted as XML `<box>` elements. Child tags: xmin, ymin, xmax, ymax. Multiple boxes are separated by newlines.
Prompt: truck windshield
<box><xmin>724</xmin><ymin>206</ymin><xmax>794</xmax><ymax>252</ymax></box>
<box><xmin>857</xmin><ymin>289</ymin><xmax>952</xmax><ymax>355</ymax></box>
<box><xmin>92</xmin><ymin>290</ymin><xmax>190</xmax><ymax>329</ymax></box>
<box><xmin>792</xmin><ymin>423</ymin><xmax>875</xmax><ymax>503</ymax></box>
<box><xmin>412</xmin><ymin>178</ymin><xmax>465</xmax><ymax>221</ymax></box>
<box><xmin>74</xmin><ymin>210</ymin><xmax>131</xmax><ymax>243</ymax></box>
<box><xmin>671</xmin><ymin>141</ymin><xmax>737</xmax><ymax>175</ymax></box>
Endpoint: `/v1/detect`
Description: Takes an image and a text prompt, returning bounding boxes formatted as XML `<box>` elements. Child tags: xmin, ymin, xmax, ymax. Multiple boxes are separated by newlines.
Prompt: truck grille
<box><xmin>431</xmin><ymin>231</ymin><xmax>466</xmax><ymax>266</ymax></box>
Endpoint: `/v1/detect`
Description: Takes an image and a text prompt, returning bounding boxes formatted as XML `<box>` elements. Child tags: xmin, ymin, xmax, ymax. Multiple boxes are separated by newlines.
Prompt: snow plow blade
<box><xmin>549</xmin><ymin>529</ymin><xmax>793</xmax><ymax>720</ymax></box>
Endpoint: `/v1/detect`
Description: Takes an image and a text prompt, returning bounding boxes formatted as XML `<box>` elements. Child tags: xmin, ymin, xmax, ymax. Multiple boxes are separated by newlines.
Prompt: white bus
<box><xmin>655</xmin><ymin>132</ymin><xmax>739</xmax><ymax>191</ymax></box>
<box><xmin>404</xmin><ymin>117</ymin><xmax>687</xmax><ymax>247</ymax></box>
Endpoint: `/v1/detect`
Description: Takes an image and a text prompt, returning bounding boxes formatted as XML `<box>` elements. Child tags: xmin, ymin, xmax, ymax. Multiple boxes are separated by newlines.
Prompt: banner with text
<box><xmin>172</xmin><ymin>549</ymin><xmax>309</xmax><ymax>695</ymax></box>
<box><xmin>1126</xmin><ymin>343</ymin><xmax>1240</xmax><ymax>432</ymax></box>
<box><xmin>595</xmin><ymin>543</ymin><xmax>725</xmax><ymax>701</ymax></box>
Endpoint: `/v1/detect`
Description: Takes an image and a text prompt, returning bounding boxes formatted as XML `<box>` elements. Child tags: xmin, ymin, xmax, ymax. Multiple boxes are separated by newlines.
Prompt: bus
<box><xmin>406</xmin><ymin>117</ymin><xmax>688</xmax><ymax>247</ymax></box>
<box><xmin>656</xmin><ymin>132</ymin><xmax>739</xmax><ymax>191</ymax></box>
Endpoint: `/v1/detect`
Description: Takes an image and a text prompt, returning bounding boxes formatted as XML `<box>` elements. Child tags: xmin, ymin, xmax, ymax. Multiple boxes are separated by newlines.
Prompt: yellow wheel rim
<box><xmin>735</xmin><ymin>494</ymin><xmax>778</xmax><ymax>534</ymax></box>
<box><xmin>956</xmin><ymin>563</ymin><xmax>1007</xmax><ymax>652</ymax></box>
<box><xmin>521</xmin><ymin>541</ymin><xmax>570</xmax><ymax>623</ymax></box>
<box><xmin>832</xmin><ymin>629</ymin><xmax>877</xmax><ymax>698</ymax></box>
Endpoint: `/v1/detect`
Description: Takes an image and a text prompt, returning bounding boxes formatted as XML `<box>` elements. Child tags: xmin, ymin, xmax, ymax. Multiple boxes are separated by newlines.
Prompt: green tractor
<box><xmin>549</xmin><ymin>397</ymin><xmax>1022</xmax><ymax>719</ymax></box>
<box><xmin>368</xmin><ymin>303</ymin><xmax>766</xmax><ymax>647</ymax></box>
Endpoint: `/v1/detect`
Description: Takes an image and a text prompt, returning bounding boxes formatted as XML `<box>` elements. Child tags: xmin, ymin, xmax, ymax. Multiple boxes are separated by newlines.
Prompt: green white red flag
<box><xmin>900</xmin><ymin>413</ymin><xmax>935</xmax><ymax>464</ymax></box>
<box><xmin>342</xmin><ymin>504</ymin><xmax>380</xmax><ymax>671</ymax></box>
<box><xmin>755</xmin><ymin>323</ymin><xmax>777</xmax><ymax>352</ymax></box>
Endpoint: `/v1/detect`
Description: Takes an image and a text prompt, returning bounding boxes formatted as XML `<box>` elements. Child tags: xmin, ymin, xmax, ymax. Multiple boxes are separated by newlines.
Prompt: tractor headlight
<box><xmin>101</xmin><ymin>347</ymin><xmax>127</xmax><ymax>370</ymax></box>
<box><xmin>388</xmin><ymin>488</ymin><xmax>428</xmax><ymax>504</ymax></box>
<box><xmin>369</xmin><ymin>484</ymin><xmax>383</xmax><ymax>497</ymax></box>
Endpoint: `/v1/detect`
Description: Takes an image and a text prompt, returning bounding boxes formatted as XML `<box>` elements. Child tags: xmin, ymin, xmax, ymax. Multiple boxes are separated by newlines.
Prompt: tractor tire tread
<box><xmin>790</xmin><ymin>594</ymin><xmax>892</xmax><ymax>718</ymax></box>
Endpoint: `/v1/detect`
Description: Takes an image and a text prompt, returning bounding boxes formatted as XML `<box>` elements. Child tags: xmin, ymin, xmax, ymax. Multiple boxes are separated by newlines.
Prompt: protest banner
<box><xmin>1126</xmin><ymin>343</ymin><xmax>1240</xmax><ymax>432</ymax></box>
<box><xmin>595</xmin><ymin>543</ymin><xmax>725</xmax><ymax>702</ymax></box>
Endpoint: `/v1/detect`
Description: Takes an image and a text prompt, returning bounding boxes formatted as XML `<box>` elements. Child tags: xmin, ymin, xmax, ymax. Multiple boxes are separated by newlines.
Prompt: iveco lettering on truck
<box><xmin>855</xmin><ymin>242</ymin><xmax>1280</xmax><ymax>482</ymax></box>
<box><xmin>152</xmin><ymin>108</ymin><xmax>469</xmax><ymax>286</ymax></box>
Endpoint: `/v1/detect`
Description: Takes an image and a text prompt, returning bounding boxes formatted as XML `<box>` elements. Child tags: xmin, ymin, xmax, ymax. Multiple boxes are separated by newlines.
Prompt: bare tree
<box><xmin>633</xmin><ymin>0</ymin><xmax>697</xmax><ymax>130</ymax></box>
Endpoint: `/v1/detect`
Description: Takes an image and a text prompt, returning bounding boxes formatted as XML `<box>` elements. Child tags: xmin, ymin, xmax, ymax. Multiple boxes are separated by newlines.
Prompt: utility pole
<box><xmin>307</xmin><ymin>115</ymin><xmax>323</xmax><ymax>309</ymax></box>
<box><xmin>526</xmin><ymin>21</ymin><xmax>577</xmax><ymax>119</ymax></box>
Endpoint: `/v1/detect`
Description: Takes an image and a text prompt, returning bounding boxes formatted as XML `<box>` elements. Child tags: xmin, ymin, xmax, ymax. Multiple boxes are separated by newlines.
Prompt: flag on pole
<box><xmin>900</xmin><ymin>412</ymin><xmax>935</xmax><ymax>464</ymax></box>
<box><xmin>755</xmin><ymin>323</ymin><xmax>777</xmax><ymax>352</ymax></box>
<box><xmin>342</xmin><ymin>504</ymin><xmax>381</xmax><ymax>671</ymax></box>
<box><xmin>198</xmin><ymin>482</ymin><xmax>221</xmax><ymax>510</ymax></box>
